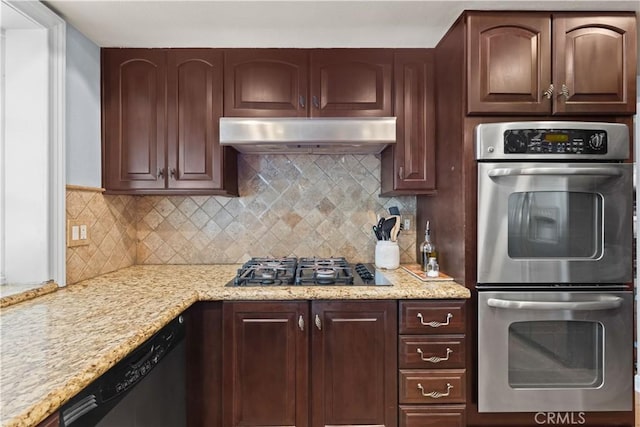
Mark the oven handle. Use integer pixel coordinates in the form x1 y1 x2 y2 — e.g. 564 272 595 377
487 296 622 311
488 167 623 178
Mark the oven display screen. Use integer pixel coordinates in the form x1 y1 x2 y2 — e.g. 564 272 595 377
543 133 569 142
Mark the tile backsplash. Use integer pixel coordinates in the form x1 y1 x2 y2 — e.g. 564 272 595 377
66 190 137 284
66 154 417 283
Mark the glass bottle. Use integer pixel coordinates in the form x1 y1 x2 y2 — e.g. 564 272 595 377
426 257 440 277
419 221 437 271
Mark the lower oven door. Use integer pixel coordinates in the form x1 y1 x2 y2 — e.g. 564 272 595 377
477 290 633 413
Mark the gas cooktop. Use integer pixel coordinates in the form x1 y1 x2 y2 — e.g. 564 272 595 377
227 257 392 287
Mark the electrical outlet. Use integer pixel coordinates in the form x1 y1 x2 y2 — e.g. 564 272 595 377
67 220 89 247
403 218 411 231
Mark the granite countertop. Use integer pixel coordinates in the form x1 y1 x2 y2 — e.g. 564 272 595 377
0 264 469 427
0 282 59 308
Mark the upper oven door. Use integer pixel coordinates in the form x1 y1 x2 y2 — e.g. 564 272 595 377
477 162 632 284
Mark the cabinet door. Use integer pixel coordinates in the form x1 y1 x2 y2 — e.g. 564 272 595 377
466 13 552 115
166 50 236 192
311 300 397 427
223 301 309 427
381 51 436 195
310 50 392 117
553 14 637 115
102 49 166 191
224 49 309 117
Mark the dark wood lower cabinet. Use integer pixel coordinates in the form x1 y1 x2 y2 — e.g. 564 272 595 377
311 300 398 427
221 300 397 427
36 413 59 427
399 405 466 427
223 301 309 427
186 302 222 427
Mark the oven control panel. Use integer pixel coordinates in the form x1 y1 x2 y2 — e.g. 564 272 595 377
504 129 607 154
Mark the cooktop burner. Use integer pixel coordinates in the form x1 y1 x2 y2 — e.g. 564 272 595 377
229 257 392 287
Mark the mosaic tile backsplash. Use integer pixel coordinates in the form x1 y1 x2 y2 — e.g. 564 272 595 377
66 154 417 283
136 154 417 265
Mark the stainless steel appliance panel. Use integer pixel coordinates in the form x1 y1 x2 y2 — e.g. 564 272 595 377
477 162 633 284
477 290 633 413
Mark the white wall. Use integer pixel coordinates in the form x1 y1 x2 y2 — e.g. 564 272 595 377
65 24 101 187
3 28 50 284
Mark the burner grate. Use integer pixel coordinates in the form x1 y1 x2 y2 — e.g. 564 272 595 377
234 257 297 286
295 257 354 285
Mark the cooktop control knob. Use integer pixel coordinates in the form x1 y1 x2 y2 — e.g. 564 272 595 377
355 263 374 282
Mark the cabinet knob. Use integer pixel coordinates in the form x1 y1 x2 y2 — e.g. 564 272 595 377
559 83 570 100
314 314 322 330
416 312 452 328
543 84 554 99
299 95 305 108
170 168 177 178
158 168 165 179
417 383 453 399
312 95 320 109
298 315 305 331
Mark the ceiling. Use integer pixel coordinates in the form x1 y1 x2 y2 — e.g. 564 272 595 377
43 0 640 49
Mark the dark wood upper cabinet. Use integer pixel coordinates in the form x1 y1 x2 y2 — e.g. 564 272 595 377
466 12 636 115
224 49 309 117
311 300 397 427
223 301 309 427
381 50 436 196
102 49 167 191
102 48 238 195
223 49 392 117
553 14 637 115
166 50 232 191
310 50 393 117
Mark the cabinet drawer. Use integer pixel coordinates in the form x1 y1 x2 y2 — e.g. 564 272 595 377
399 335 465 369
399 405 465 427
399 301 465 334
399 369 466 404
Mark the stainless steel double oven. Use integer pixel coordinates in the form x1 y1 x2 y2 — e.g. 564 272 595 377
475 121 634 414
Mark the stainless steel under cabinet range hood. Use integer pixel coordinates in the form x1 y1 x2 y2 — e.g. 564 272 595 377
219 117 396 154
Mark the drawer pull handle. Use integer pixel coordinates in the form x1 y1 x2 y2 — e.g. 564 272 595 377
416 312 452 328
417 382 453 399
417 347 453 363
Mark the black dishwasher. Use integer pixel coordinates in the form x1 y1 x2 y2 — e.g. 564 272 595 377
60 314 186 427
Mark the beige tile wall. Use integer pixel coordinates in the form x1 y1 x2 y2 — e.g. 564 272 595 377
66 190 136 284
136 154 417 265
66 154 418 283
